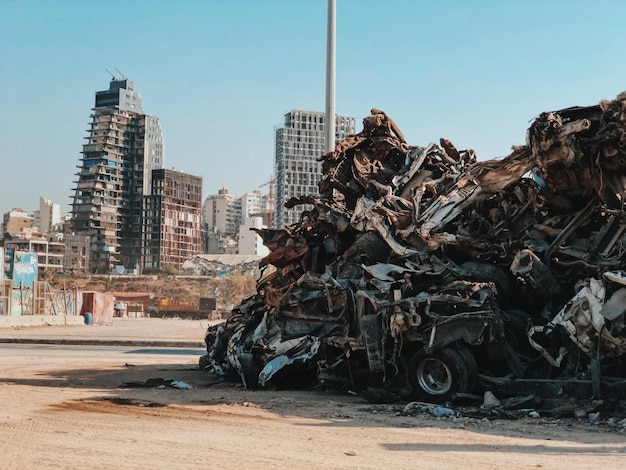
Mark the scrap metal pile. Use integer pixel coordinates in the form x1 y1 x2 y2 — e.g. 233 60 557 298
200 97 626 404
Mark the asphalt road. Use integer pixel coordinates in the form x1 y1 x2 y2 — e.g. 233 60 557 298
0 317 213 347
0 343 206 356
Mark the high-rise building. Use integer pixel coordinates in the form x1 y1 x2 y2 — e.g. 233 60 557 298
70 78 164 273
274 110 355 228
142 169 203 273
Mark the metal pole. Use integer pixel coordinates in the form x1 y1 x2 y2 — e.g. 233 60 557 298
325 0 336 154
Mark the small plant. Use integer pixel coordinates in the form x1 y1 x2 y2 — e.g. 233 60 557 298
162 264 177 276
226 272 256 300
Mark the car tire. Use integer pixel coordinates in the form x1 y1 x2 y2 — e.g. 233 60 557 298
451 343 477 393
408 347 470 403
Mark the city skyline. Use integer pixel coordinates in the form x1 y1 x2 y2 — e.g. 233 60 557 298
3 1 626 216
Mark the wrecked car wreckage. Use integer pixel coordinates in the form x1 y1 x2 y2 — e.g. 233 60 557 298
200 99 626 405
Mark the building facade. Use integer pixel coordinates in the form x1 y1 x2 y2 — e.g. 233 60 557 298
240 190 264 224
2 208 32 236
142 169 203 273
203 188 240 237
4 236 65 273
203 188 240 255
70 78 164 273
238 216 270 256
59 232 91 274
33 197 61 234
203 188 272 255
274 110 355 228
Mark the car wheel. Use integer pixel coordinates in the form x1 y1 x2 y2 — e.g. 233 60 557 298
408 347 469 403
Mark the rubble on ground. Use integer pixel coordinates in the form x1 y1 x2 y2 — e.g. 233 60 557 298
181 254 261 276
200 98 626 411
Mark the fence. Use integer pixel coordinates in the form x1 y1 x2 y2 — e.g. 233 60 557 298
0 279 80 316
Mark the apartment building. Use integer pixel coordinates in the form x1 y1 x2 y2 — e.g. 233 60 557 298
33 197 61 233
2 208 32 236
142 169 203 272
4 236 65 272
238 216 270 256
274 110 355 228
203 188 241 237
203 188 271 255
240 189 265 224
70 77 164 273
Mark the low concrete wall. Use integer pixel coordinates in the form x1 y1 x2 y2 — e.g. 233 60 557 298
0 315 86 328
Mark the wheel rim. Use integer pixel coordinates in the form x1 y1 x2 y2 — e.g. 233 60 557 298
416 357 452 395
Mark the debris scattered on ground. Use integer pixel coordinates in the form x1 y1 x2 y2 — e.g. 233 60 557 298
181 255 261 277
200 97 626 415
121 378 193 389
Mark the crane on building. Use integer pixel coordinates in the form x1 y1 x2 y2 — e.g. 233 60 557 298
258 176 275 229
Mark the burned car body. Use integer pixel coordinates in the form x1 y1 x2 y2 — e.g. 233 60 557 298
201 99 626 403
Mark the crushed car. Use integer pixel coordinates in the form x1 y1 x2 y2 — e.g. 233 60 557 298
200 98 626 404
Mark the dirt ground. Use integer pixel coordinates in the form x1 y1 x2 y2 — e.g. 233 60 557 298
47 272 258 306
1 344 625 470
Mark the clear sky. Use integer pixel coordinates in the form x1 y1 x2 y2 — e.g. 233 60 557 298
2 0 626 216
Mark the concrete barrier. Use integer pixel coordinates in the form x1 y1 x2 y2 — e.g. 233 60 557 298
0 315 86 328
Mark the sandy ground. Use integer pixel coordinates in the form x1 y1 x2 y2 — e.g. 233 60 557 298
1 343 625 470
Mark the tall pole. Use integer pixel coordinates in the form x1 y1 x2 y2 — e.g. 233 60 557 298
325 0 336 153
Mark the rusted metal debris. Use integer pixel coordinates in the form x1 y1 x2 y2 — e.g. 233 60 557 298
200 98 626 405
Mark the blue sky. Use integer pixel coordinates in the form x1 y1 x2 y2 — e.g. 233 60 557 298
2 0 626 216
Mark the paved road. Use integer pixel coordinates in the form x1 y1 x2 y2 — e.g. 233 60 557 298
0 343 206 356
0 317 218 348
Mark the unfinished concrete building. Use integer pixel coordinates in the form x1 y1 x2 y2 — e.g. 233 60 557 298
70 77 164 273
60 232 90 274
274 110 355 228
142 169 203 272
